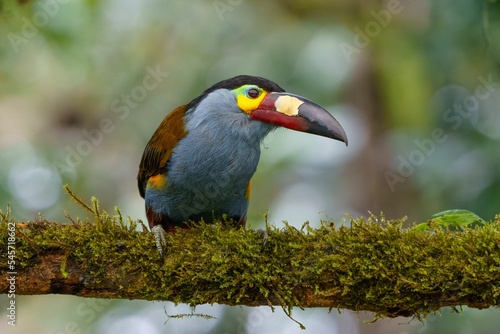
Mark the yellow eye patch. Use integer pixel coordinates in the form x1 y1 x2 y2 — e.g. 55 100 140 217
233 85 268 114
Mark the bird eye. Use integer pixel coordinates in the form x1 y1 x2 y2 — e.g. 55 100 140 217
247 88 260 99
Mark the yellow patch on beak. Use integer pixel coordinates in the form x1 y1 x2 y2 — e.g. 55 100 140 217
275 96 303 116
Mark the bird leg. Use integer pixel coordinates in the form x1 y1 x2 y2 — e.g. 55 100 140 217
151 225 168 260
256 228 268 249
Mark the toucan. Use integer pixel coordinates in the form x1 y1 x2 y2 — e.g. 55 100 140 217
138 75 347 257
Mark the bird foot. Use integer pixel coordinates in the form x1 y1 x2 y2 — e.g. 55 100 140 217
151 225 168 261
256 229 268 250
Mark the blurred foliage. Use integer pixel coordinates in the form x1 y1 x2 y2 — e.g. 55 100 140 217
0 0 499 333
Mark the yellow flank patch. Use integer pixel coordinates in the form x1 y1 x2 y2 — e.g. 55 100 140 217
234 85 268 114
147 174 167 190
245 181 252 200
275 95 303 116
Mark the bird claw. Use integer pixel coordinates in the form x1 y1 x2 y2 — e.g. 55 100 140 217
256 229 268 250
151 225 168 261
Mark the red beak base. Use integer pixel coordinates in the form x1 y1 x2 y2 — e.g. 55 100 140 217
250 92 348 145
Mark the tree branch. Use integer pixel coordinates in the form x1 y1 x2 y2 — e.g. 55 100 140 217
1 206 499 320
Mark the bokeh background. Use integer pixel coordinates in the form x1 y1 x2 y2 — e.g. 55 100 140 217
1 0 499 333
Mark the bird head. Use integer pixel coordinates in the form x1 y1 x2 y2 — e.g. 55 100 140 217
187 75 348 145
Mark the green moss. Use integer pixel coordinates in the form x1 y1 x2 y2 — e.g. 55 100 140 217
1 201 500 323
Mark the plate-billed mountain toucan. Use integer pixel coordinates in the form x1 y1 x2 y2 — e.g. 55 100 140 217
138 75 347 257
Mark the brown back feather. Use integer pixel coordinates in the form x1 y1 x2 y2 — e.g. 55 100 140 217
137 105 188 198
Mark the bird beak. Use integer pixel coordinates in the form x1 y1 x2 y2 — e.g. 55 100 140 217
249 92 348 145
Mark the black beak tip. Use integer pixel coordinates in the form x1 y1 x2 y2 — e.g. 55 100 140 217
331 124 348 146
335 131 348 146
339 128 348 146
307 122 348 146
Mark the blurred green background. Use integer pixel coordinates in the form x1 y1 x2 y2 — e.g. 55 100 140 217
1 0 499 333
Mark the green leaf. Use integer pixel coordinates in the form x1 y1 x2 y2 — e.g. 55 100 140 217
414 209 485 232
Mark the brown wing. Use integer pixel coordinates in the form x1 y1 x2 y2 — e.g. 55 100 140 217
137 105 188 198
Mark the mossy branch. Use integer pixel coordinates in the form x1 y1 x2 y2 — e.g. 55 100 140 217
1 203 500 322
